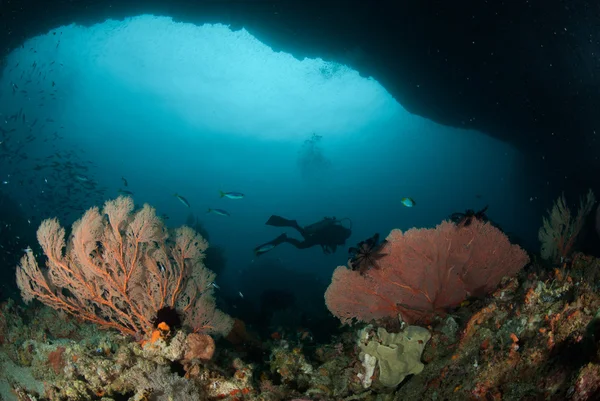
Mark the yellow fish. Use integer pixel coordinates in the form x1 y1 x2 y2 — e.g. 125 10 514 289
400 197 416 207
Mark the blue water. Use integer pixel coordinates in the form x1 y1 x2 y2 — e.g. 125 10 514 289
0 15 539 314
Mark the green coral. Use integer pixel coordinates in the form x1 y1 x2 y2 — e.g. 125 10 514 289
358 325 431 388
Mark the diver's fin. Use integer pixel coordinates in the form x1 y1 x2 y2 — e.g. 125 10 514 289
270 233 289 246
254 234 288 256
265 215 301 230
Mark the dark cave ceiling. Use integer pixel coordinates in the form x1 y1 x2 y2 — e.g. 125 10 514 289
1 0 599 193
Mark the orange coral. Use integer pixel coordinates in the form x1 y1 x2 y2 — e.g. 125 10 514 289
460 303 498 348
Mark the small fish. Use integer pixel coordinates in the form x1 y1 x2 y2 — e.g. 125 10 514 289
254 243 275 256
400 197 416 207
121 176 128 187
210 282 220 290
118 188 134 195
219 191 244 199
238 291 244 299
74 174 89 182
174 193 190 207
23 246 32 253
207 208 230 217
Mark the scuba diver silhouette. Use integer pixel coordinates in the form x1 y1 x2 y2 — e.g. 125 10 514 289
254 215 352 256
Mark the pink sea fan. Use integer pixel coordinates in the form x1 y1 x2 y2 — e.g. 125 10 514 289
325 220 529 324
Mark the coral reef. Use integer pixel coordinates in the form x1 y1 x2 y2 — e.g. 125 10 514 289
7 196 600 401
6 251 600 400
0 305 248 401
394 255 600 400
